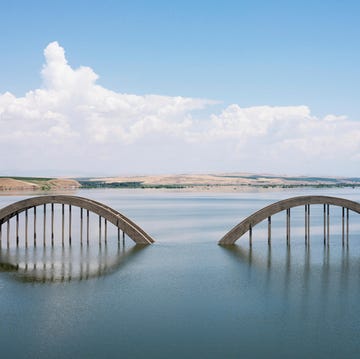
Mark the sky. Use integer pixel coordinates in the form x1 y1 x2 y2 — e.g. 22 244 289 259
0 0 359 177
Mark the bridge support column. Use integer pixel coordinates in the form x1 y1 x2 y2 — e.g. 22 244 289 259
33 206 37 247
0 222 2 248
308 205 310 244
69 205 72 246
25 209 28 248
249 224 252 247
98 216 102 246
323 204 330 245
80 208 83 246
7 220 10 248
346 208 349 246
267 216 271 245
43 204 46 247
305 204 310 246
104 219 107 244
323 204 326 244
305 205 308 244
286 208 290 245
342 207 345 246
305 204 308 245
16 213 19 247
62 204 65 247
86 210 89 245
327 204 330 245
51 204 54 247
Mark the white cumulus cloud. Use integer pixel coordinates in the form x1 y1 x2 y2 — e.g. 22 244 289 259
0 41 359 176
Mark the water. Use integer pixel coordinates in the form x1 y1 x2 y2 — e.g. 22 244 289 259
0 188 359 358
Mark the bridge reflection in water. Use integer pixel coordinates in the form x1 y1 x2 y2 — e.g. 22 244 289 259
0 196 153 282
221 241 358 317
0 243 147 282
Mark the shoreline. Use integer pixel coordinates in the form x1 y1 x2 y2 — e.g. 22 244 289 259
1 173 360 194
1 183 360 196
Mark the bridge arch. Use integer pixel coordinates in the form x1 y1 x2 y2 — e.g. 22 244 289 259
218 195 360 245
0 195 154 244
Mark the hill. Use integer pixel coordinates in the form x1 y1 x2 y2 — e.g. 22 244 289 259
0 177 80 191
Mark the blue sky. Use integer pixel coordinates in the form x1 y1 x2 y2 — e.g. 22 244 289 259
2 0 359 117
0 0 359 176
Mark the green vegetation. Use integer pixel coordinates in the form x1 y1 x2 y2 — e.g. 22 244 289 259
79 180 186 189
215 174 360 183
256 183 360 189
79 181 143 188
0 176 53 182
78 179 360 190
0 176 55 190
3 175 360 191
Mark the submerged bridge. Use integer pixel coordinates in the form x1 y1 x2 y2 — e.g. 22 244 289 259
219 196 360 246
0 195 155 247
1 195 359 248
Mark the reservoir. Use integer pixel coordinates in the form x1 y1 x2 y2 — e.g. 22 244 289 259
0 188 359 358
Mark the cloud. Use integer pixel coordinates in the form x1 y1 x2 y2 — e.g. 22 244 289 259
0 41 359 176
208 104 313 138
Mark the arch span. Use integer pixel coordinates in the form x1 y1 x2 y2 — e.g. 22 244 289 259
0 195 154 244
218 196 360 245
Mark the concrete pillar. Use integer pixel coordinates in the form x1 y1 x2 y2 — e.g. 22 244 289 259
104 219 107 244
305 204 308 244
15 213 19 247
305 204 310 245
327 204 330 245
43 204 46 247
342 207 345 246
62 204 65 247
286 208 290 245
80 208 83 246
51 203 54 246
87 210 90 245
249 224 252 247
7 220 10 248
33 206 37 247
267 216 271 245
98 215 102 246
323 204 326 245
25 209 28 248
68 205 72 246
308 204 310 243
346 208 349 245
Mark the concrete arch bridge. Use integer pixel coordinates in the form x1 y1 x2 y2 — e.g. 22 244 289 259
0 195 154 248
219 196 360 246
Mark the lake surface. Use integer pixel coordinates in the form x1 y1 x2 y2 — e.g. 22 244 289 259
0 188 360 358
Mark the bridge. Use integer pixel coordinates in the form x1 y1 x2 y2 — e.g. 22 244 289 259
0 195 155 247
219 195 360 245
1 195 359 248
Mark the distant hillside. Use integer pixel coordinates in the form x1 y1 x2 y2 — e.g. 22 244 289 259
0 177 80 191
78 173 360 189
2 174 360 191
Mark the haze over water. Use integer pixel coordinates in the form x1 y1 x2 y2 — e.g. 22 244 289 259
0 188 359 358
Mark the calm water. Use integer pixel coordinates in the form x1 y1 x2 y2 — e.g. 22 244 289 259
0 188 360 358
